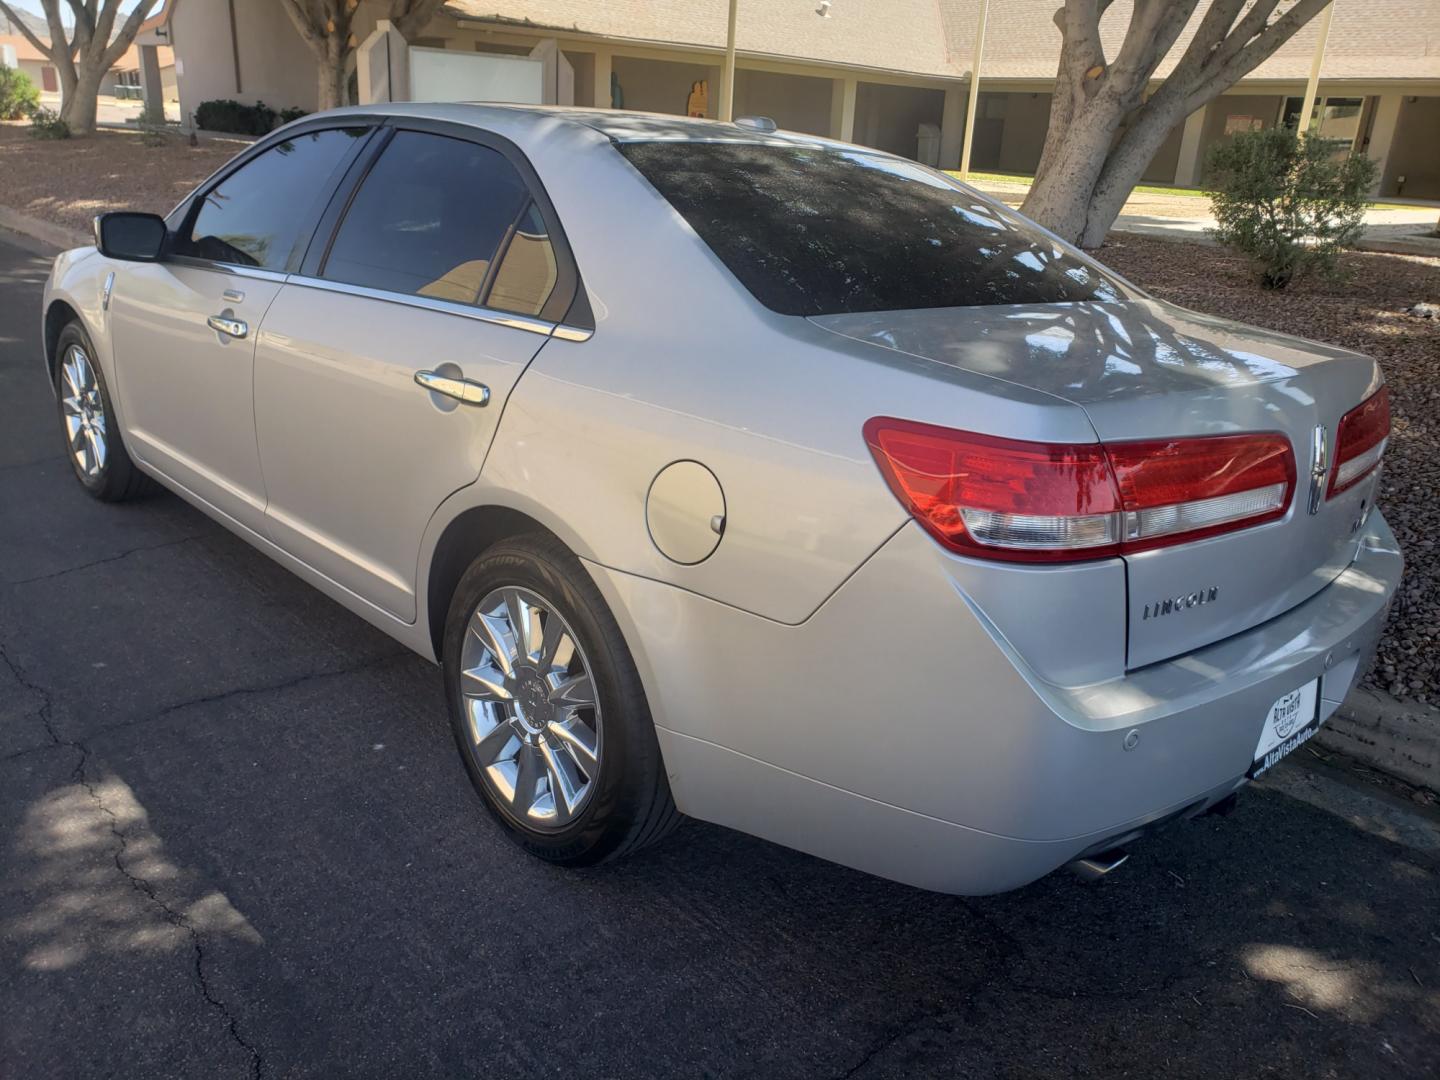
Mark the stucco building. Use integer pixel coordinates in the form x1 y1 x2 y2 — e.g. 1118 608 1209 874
134 0 1440 199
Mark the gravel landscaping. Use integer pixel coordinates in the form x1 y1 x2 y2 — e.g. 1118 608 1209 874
1101 236 1440 704
0 123 245 233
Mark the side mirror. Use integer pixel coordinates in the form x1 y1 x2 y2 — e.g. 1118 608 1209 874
94 212 168 262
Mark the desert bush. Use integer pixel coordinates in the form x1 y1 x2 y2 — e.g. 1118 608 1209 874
195 98 284 136
1206 127 1377 289
0 64 40 120
28 107 70 140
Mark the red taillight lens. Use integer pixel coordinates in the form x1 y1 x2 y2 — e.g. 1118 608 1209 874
864 417 1295 563
1328 387 1389 497
1106 433 1295 552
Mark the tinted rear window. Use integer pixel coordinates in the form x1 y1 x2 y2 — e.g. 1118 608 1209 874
618 142 1127 316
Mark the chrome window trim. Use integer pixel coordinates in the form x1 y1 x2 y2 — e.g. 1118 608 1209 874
165 256 290 284
286 275 561 338
552 324 594 343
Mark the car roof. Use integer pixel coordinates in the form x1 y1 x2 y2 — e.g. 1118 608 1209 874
324 101 855 150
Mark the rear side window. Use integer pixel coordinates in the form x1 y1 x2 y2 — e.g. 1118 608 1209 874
181 128 366 271
486 202 558 316
322 130 533 308
618 142 1127 316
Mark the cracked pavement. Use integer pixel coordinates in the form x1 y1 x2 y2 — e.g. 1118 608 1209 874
2 234 1439 1079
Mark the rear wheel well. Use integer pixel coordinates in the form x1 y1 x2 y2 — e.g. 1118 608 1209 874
44 300 80 383
426 506 567 659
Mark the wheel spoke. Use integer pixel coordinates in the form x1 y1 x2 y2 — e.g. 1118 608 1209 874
461 663 511 702
468 612 514 675
511 744 542 813
545 628 577 675
86 427 106 471
539 737 583 820
505 588 540 662
549 671 595 709
61 360 80 399
64 414 83 442
473 715 518 764
546 716 598 772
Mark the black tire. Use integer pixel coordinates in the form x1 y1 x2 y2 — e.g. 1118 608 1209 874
442 533 681 866
53 320 157 501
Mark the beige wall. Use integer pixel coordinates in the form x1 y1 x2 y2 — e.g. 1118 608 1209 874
853 81 944 158
734 69 832 136
610 54 718 117
1380 96 1440 198
1141 118 1184 184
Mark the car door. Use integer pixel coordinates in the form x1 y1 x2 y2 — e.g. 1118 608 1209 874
251 124 583 622
108 125 373 528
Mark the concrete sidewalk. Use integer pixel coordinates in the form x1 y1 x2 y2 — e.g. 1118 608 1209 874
969 177 1440 255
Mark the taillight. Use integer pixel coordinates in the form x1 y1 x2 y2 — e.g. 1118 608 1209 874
1328 387 1389 497
864 417 1295 563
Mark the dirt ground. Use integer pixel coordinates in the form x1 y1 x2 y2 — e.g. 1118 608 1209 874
0 123 247 232
1100 235 1440 703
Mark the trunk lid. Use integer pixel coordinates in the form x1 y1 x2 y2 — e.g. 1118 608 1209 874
814 299 1384 668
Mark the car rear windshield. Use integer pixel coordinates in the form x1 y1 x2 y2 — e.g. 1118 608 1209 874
617 141 1128 317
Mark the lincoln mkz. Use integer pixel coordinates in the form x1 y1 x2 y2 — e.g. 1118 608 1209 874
41 105 1401 893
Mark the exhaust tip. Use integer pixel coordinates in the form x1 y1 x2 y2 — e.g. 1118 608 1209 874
1067 848 1129 882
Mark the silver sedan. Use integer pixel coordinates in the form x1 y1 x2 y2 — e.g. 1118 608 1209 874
41 105 1401 894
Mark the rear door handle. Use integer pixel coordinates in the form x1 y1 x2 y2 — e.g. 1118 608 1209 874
414 370 490 406
207 314 248 339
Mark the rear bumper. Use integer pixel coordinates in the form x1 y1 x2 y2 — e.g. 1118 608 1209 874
590 510 1402 895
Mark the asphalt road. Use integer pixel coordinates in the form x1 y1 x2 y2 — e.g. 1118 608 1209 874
2 233 1438 1080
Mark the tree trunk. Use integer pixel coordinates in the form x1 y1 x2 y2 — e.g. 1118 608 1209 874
1078 100 1188 247
61 78 102 137
1020 98 1126 245
316 52 348 111
60 70 103 136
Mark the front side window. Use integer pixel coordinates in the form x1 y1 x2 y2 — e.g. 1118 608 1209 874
618 142 1128 316
181 128 365 271
322 131 533 308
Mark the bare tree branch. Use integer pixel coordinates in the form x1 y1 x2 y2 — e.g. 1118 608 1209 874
0 0 57 59
101 0 159 72
390 0 449 40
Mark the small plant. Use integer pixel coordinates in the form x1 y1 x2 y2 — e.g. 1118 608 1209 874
0 64 41 120
278 106 308 126
28 107 71 140
1205 127 1377 289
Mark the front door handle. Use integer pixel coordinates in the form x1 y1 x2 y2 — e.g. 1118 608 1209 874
414 370 490 406
207 314 248 339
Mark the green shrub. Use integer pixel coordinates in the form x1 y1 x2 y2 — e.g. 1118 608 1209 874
28 107 70 140
193 98 307 136
0 64 41 121
1205 127 1377 289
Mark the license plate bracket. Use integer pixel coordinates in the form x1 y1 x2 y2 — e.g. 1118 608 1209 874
1249 678 1322 779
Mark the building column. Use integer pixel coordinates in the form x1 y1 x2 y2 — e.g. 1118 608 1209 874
830 76 856 142
1172 105 1208 187
1363 94 1403 196
939 84 964 170
139 43 165 124
593 48 612 109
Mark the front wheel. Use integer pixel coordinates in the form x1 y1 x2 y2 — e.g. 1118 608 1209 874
442 534 680 866
53 320 156 501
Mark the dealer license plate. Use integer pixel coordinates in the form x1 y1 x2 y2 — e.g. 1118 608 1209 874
1249 679 1322 779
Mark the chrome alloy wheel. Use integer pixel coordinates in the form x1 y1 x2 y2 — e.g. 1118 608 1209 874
59 344 107 479
460 586 602 830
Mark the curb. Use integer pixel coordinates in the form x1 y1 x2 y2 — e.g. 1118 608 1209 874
1317 686 1440 793
0 207 88 252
